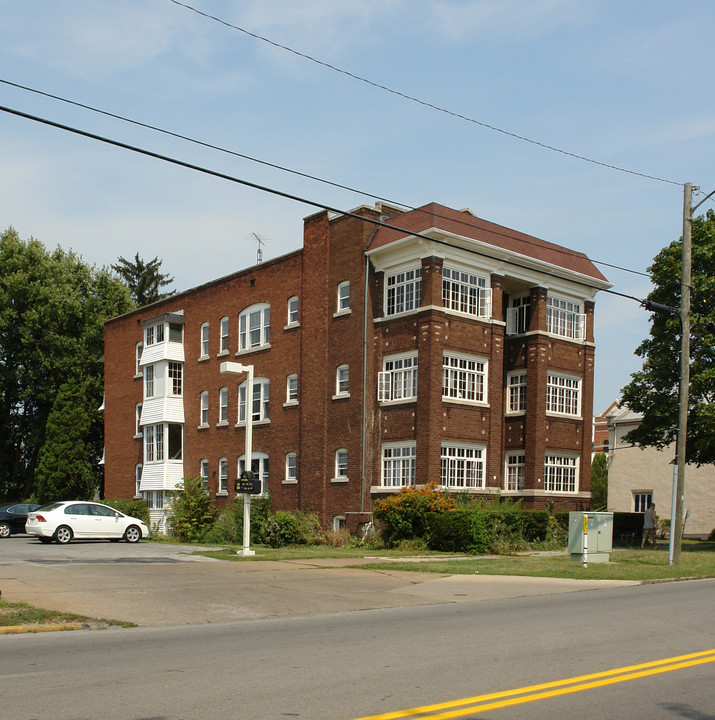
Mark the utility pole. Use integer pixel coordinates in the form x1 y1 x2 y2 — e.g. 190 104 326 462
669 183 692 565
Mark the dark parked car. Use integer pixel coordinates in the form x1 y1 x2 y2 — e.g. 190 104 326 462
0 503 41 538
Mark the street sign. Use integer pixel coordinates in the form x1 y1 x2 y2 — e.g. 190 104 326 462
235 471 260 494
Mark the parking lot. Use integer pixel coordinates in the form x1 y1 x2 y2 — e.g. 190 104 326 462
0 535 638 626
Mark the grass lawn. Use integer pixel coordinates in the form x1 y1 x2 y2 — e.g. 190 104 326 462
196 541 715 582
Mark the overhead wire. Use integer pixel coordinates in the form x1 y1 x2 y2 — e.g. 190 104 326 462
0 103 645 305
0 77 651 280
168 0 683 188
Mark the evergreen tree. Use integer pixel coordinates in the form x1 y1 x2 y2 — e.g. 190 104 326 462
621 210 715 465
34 382 98 503
590 452 608 510
111 253 174 306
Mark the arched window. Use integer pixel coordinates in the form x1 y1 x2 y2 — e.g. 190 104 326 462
239 304 270 351
238 378 270 423
238 452 270 495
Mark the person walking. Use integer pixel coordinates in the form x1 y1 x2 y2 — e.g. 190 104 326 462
641 502 658 549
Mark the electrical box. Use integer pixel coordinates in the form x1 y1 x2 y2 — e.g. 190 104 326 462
568 511 614 563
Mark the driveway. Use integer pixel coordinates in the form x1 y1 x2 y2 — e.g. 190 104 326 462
0 536 639 626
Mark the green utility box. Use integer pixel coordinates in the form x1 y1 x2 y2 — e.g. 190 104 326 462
568 511 614 563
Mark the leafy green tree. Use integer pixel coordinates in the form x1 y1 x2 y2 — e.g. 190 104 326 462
590 452 608 510
111 253 174 306
0 227 134 500
621 210 715 465
33 381 97 503
167 476 216 542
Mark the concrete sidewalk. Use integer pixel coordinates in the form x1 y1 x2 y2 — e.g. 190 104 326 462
0 547 639 627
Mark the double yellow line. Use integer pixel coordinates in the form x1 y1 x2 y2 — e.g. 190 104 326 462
352 649 715 720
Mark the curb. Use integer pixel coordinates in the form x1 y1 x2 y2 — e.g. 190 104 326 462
0 623 85 635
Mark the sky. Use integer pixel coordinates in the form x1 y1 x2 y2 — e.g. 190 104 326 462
2 0 714 413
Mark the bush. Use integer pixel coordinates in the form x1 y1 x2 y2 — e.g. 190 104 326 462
613 512 644 546
262 511 302 548
167 476 216 543
103 498 150 526
373 482 455 547
204 495 272 545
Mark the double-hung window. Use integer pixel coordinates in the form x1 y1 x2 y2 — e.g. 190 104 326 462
546 296 585 340
219 316 229 354
337 282 350 313
200 323 209 358
442 266 491 318
200 459 209 489
546 373 581 416
443 353 487 403
634 492 653 512
544 454 578 493
239 378 270 423
285 453 297 482
386 268 422 316
336 365 349 397
382 444 416 487
219 387 229 424
378 354 417 402
144 424 164 463
335 449 348 480
218 458 228 494
200 391 209 427
440 444 485 489
287 297 299 326
505 453 525 491
506 372 527 413
239 304 270 351
286 374 298 404
144 365 155 399
506 296 531 335
168 362 182 396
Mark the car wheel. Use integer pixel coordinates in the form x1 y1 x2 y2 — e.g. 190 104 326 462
0 521 11 538
54 525 73 544
38 537 52 544
124 525 142 543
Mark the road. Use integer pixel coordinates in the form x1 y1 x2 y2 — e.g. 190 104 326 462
0 540 713 719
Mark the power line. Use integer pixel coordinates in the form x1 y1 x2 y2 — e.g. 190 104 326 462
0 77 651 280
1 102 641 303
168 0 684 189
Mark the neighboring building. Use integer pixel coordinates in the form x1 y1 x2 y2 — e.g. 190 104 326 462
103 202 611 532
606 402 715 538
592 400 619 455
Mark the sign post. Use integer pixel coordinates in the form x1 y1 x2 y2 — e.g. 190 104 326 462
583 514 590 568
220 361 256 557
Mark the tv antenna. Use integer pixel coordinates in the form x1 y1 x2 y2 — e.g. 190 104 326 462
252 233 265 264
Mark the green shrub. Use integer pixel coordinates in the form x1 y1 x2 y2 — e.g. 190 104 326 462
204 495 272 545
613 512 644 546
262 510 302 548
103 498 150 526
425 511 471 552
373 482 455 546
167 476 216 543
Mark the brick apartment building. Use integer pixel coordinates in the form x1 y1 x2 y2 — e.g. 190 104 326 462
103 201 611 532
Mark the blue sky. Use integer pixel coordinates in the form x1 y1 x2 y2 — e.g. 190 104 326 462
2 0 714 413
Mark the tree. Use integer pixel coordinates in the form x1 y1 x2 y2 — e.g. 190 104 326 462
590 452 608 510
0 227 134 500
620 209 715 465
167 476 216 542
34 381 97 503
111 253 174 306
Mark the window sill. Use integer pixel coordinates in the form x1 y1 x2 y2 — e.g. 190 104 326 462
216 491 228 497
133 433 143 439
505 410 526 417
284 322 300 331
235 419 270 428
217 350 229 358
332 393 350 401
379 398 417 406
331 477 349 484
282 479 298 485
216 421 229 428
198 355 209 362
197 424 209 430
235 344 271 357
442 398 489 408
283 401 299 408
333 309 351 318
545 412 582 420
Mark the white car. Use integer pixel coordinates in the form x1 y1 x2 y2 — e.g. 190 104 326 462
26 501 149 544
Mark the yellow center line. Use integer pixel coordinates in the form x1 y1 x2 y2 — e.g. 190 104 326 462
350 649 715 720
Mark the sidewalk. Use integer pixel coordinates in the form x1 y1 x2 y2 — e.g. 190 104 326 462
1 549 639 628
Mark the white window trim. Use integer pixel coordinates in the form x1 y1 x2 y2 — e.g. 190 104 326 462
199 391 209 429
334 364 350 399
543 453 580 494
546 295 586 341
546 372 582 418
441 265 492 319
442 351 488 406
284 452 298 484
506 371 527 415
218 316 230 356
285 374 299 406
238 303 271 352
286 296 299 328
237 377 270 425
440 443 486 490
218 387 229 426
378 352 418 403
384 266 422 317
334 281 351 317
200 322 209 359
504 452 525 492
135 342 143 377
332 449 349 483
381 442 417 488
218 457 228 496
